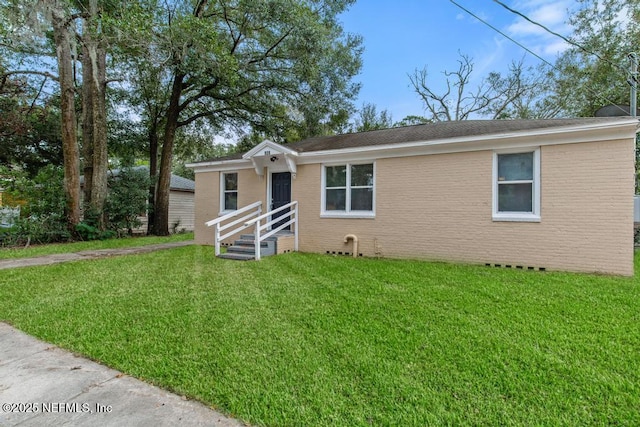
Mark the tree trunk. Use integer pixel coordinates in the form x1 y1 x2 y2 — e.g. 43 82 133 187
51 2 81 233
146 121 159 235
153 73 184 236
82 41 94 215
81 2 109 230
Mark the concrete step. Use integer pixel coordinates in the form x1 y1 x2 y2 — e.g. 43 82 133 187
218 252 255 261
226 245 256 254
233 239 270 248
218 233 282 261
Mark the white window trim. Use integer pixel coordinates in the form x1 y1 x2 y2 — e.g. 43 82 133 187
219 172 238 214
492 148 541 222
321 162 376 218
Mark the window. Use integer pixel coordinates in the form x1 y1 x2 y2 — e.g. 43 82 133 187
493 149 540 222
322 163 374 217
221 172 238 211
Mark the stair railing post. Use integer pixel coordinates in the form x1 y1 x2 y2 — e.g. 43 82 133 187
215 223 221 256
294 202 299 252
254 218 261 261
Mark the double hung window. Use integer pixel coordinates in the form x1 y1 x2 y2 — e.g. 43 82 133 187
493 149 540 221
221 172 238 211
323 163 374 217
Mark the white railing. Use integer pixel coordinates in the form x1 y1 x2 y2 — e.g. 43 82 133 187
206 201 262 256
244 201 298 261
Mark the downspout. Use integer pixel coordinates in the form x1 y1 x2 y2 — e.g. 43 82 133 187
344 234 359 258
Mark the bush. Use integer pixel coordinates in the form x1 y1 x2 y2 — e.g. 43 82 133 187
105 167 151 236
75 222 116 241
0 166 71 246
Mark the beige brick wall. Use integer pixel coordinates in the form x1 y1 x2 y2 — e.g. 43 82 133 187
194 168 267 245
294 139 634 275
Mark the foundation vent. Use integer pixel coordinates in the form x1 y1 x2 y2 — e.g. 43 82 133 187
485 263 546 272
325 251 363 257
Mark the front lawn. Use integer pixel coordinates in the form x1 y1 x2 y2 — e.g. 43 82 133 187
0 232 193 260
1 247 638 425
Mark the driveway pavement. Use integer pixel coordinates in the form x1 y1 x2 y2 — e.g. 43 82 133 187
0 323 246 426
0 240 194 270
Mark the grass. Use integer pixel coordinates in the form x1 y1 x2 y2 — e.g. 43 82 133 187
0 232 193 259
1 247 639 426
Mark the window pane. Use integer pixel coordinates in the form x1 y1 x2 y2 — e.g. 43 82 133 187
498 183 532 212
325 189 346 211
351 164 373 187
351 188 373 211
498 153 533 181
225 192 237 210
224 173 238 191
325 166 346 187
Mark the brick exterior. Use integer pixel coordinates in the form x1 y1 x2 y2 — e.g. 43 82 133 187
194 134 635 275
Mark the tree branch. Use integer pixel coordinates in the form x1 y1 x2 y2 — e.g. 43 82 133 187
1 70 59 82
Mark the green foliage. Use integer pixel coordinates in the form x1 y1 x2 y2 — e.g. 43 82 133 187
0 165 70 246
0 61 63 177
549 0 636 117
75 222 116 241
354 102 393 132
105 167 151 235
394 115 431 127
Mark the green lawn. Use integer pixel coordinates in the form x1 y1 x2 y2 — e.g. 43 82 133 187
0 232 193 259
1 247 639 426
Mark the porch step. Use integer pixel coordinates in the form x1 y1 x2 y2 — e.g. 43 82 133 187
217 234 277 260
218 252 255 261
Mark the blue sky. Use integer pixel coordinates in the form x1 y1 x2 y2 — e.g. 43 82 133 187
339 0 576 121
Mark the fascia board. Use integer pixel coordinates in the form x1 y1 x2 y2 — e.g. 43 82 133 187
189 159 253 173
296 119 639 164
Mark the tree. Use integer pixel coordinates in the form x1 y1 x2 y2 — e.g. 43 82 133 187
548 0 639 117
409 53 551 121
79 0 110 229
354 102 393 132
50 0 82 231
145 0 362 235
394 115 430 127
0 61 63 175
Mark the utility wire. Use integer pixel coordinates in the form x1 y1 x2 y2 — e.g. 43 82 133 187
449 0 629 116
492 0 628 78
450 0 556 70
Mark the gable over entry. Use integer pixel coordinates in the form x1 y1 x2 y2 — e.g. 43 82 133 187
242 140 298 178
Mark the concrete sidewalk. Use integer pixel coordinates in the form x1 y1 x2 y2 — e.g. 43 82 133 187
0 240 195 270
0 323 245 426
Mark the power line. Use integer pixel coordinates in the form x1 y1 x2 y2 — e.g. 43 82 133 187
492 0 628 78
449 0 629 116
450 0 556 70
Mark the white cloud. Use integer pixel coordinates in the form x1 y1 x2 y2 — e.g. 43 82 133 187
504 0 576 58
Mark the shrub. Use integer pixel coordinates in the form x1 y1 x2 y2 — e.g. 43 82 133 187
105 167 151 236
0 165 70 246
75 222 116 241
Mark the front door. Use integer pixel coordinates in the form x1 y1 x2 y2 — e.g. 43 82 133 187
271 172 291 230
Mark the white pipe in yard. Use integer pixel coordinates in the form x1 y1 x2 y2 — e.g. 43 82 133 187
343 234 359 258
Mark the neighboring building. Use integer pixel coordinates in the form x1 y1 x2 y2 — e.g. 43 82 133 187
188 118 638 275
81 167 195 233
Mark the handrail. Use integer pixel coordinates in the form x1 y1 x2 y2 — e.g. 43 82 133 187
206 201 262 256
251 201 298 261
244 201 297 227
206 200 262 227
205 200 298 260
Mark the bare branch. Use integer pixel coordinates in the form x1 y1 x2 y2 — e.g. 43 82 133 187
1 70 59 81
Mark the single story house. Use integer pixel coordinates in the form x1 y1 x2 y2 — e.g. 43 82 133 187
188 118 638 275
81 166 195 233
